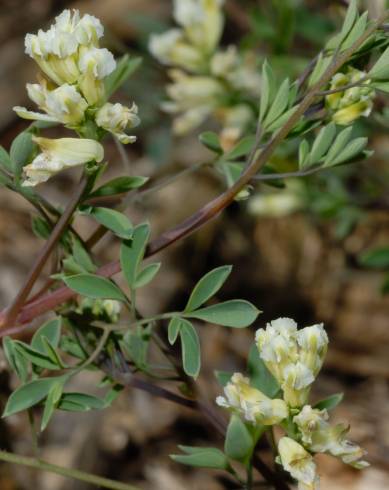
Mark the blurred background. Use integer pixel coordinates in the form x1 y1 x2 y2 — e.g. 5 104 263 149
0 0 388 489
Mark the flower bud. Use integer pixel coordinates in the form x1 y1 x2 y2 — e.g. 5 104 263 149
297 324 328 377
278 437 319 490
77 298 121 323
96 102 140 143
326 68 375 126
22 136 104 187
216 373 288 425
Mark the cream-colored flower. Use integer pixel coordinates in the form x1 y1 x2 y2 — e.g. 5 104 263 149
248 192 303 218
173 0 225 53
149 29 205 73
24 9 112 91
297 324 328 377
293 405 329 445
326 68 375 126
216 373 288 425
78 46 116 105
96 102 140 143
282 362 315 408
278 437 319 490
256 319 328 408
309 421 369 469
14 81 87 126
22 137 104 187
162 69 225 134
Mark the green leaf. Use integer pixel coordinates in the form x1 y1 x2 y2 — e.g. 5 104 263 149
199 132 222 153
0 146 13 173
324 126 353 165
185 266 232 312
103 384 124 407
339 0 359 45
168 317 182 345
309 123 337 165
259 60 275 123
14 342 60 370
59 335 87 360
224 414 253 461
122 330 148 369
179 320 201 378
135 262 161 288
369 46 389 80
314 393 344 411
247 345 280 398
171 446 229 470
104 55 142 99
41 381 64 431
298 140 310 170
58 393 105 412
64 274 127 302
214 370 233 387
342 12 368 50
31 216 51 240
264 78 290 128
71 237 96 273
186 300 260 328
359 247 389 269
41 337 65 369
3 377 65 417
3 337 29 382
31 318 61 353
81 206 133 240
10 132 34 176
90 176 148 198
265 105 297 133
225 135 256 161
326 137 368 167
309 54 332 87
120 223 150 288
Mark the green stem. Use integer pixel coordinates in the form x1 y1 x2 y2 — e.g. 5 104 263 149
0 450 140 490
27 410 40 458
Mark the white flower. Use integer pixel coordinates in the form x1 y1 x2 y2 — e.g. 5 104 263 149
161 69 225 134
216 373 288 425
96 102 140 143
14 81 87 126
297 324 328 376
173 0 225 53
22 137 104 187
248 192 303 218
24 9 112 89
78 46 116 105
293 405 329 445
256 318 329 407
278 437 319 490
149 29 205 72
309 421 369 469
78 46 116 80
281 362 315 407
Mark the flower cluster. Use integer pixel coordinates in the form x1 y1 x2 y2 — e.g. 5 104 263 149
326 67 375 126
14 10 140 186
149 0 260 144
77 297 121 324
217 318 368 490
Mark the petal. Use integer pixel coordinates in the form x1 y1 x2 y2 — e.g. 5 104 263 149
13 106 59 122
33 137 104 166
